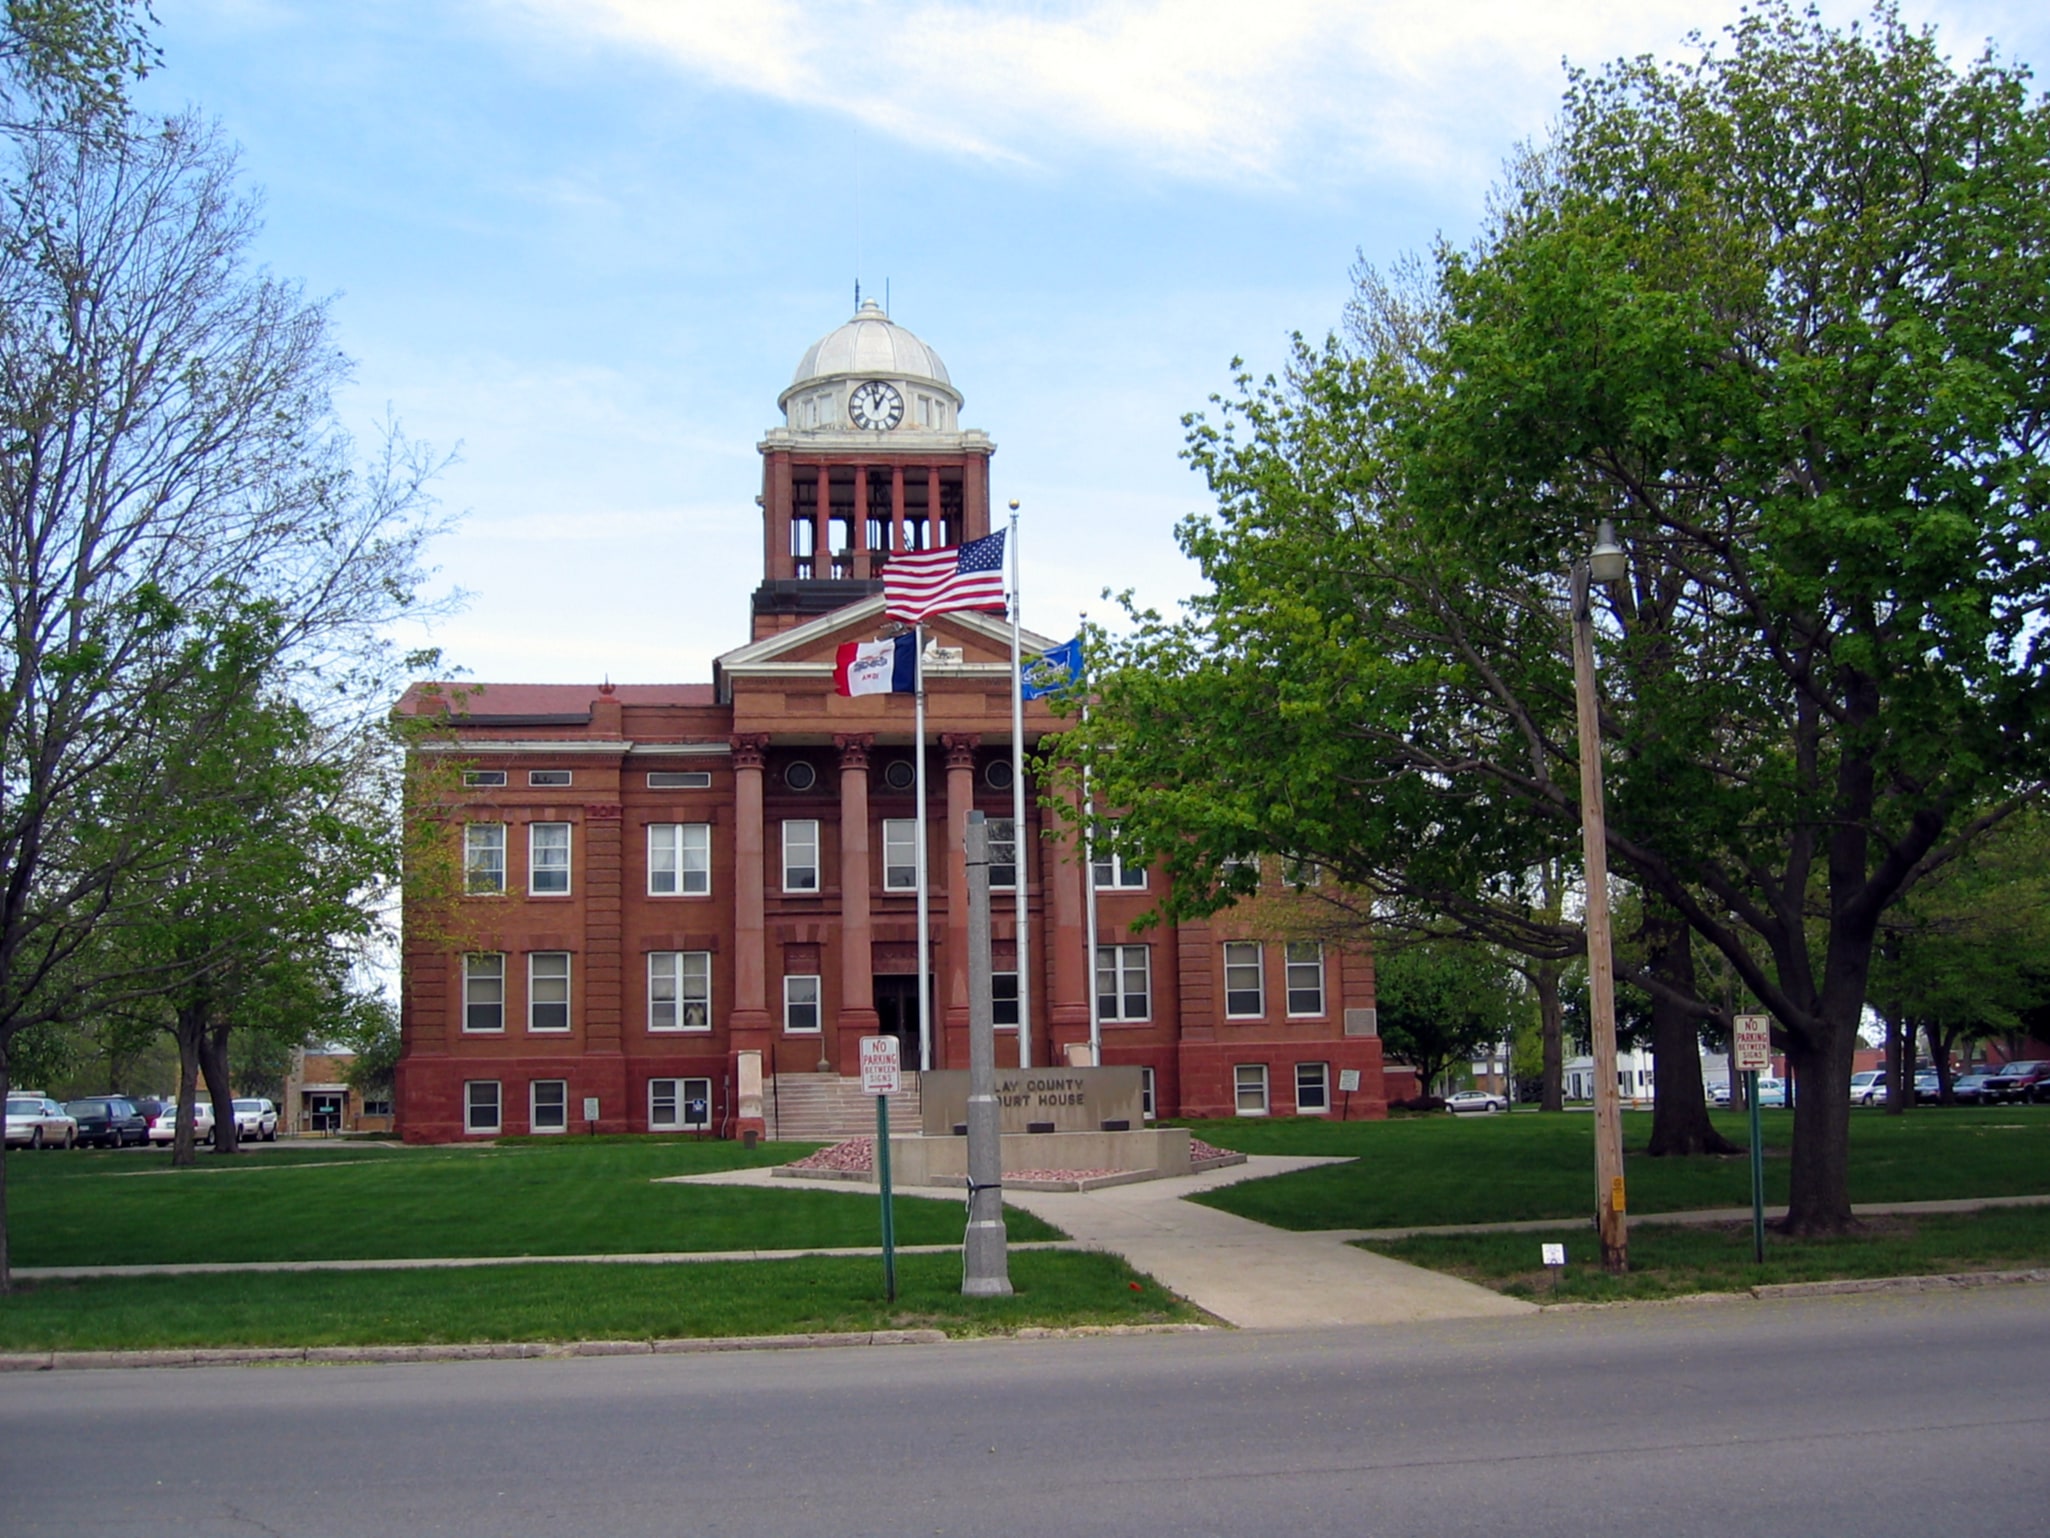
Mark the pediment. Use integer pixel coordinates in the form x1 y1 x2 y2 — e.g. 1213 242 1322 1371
715 595 1058 702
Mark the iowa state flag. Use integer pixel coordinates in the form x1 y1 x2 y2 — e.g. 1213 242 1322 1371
833 632 916 696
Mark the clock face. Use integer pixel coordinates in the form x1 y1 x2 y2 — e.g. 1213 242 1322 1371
849 379 904 431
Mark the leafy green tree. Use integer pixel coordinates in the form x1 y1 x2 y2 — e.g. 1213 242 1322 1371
1075 5 2050 1233
1375 939 1522 1100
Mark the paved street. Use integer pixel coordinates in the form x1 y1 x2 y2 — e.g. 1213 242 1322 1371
4 1284 2046 1537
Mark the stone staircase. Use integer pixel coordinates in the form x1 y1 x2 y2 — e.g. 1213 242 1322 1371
765 1072 922 1142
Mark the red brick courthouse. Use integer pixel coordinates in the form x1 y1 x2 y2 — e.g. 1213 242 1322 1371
395 302 1388 1141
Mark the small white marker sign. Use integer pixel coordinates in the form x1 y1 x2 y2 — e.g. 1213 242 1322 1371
1541 1243 1567 1267
582 1097 600 1123
1337 1069 1361 1094
860 1035 902 1095
1733 1013 1772 1073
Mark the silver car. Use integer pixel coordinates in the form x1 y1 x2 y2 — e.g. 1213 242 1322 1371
1445 1089 1509 1114
5 1094 78 1149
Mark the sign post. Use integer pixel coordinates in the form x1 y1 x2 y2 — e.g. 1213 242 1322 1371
1733 1013 1772 1263
860 1035 902 1301
1338 1067 1360 1122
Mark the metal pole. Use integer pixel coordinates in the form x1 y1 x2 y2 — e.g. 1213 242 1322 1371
913 623 933 1073
877 1091 897 1301
1748 1067 1765 1264
1571 561 1629 1273
1008 501 1031 1070
1081 699 1102 1069
962 811 1013 1296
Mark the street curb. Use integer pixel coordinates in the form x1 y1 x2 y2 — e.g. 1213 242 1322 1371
0 1329 951 1374
1541 1267 2050 1311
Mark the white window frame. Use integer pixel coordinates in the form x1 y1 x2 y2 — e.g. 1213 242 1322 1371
989 816 1018 890
1096 944 1151 1022
882 818 918 891
462 953 505 1034
648 951 711 1032
649 1076 713 1131
648 822 711 897
464 823 505 894
529 821 572 895
1296 1061 1331 1114
1091 849 1147 890
1285 941 1327 1017
528 952 571 1033
784 973 822 1034
464 1080 501 1134
529 1079 568 1134
1235 1063 1270 1117
528 769 572 787
783 819 820 893
1223 941 1265 1018
1140 1066 1156 1122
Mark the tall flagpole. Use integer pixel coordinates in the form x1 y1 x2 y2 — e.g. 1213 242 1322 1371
913 622 933 1073
1081 685 1102 1070
1007 500 1031 1070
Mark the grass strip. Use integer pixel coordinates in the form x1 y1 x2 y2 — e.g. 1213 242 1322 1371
1180 1106 2050 1230
0 1250 1195 1351
5 1139 1060 1263
1358 1205 2050 1304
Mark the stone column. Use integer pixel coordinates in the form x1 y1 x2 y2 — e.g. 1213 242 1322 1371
835 733 879 1071
1047 778 1092 1059
941 734 978 1058
925 466 941 549
850 465 866 579
729 734 772 1142
891 464 906 554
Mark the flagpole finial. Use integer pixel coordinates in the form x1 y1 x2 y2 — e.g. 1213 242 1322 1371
1008 499 1020 512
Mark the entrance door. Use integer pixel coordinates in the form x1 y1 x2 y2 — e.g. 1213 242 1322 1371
872 974 930 1069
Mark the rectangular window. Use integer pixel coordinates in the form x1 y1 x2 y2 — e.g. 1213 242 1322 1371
1096 945 1151 1022
649 1077 713 1131
784 974 821 1033
529 769 572 787
462 770 507 788
464 823 505 894
1223 941 1265 1018
1296 1062 1330 1114
993 971 1019 1027
648 823 711 896
529 952 570 1032
647 770 713 790
529 822 571 895
1140 1066 1156 1121
464 1081 501 1134
648 951 711 1032
989 817 1018 890
783 819 820 892
1235 1063 1270 1117
1286 942 1326 1016
1091 849 1147 889
530 1079 568 1133
883 818 918 890
462 953 505 1033
1283 854 1321 889
1220 854 1260 881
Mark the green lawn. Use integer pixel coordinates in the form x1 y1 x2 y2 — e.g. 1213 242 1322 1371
1 1137 1061 1265
1361 1205 2050 1304
0 1250 1197 1351
1181 1105 2050 1230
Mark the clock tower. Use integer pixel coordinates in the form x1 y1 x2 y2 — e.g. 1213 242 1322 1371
752 299 994 640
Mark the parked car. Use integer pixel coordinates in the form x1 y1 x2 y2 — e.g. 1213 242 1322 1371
231 1098 279 1142
1445 1089 1509 1114
148 1100 215 1145
1983 1060 2050 1104
1709 1081 1731 1106
1754 1077 1788 1107
1950 1071 2001 1105
1849 1070 1889 1106
1913 1071 1942 1104
65 1096 149 1148
5 1095 78 1149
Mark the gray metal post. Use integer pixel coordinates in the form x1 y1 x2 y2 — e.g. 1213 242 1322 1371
962 811 1013 1296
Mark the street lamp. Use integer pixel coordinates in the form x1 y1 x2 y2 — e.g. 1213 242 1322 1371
1572 517 1629 1272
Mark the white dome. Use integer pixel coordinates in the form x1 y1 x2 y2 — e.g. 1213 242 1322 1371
783 300 954 400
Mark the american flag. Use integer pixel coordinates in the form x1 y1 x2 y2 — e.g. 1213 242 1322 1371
882 530 1009 623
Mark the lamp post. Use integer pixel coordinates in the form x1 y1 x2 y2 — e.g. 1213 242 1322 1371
1572 518 1629 1273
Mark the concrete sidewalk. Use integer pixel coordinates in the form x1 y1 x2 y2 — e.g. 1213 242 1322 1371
672 1156 1536 1328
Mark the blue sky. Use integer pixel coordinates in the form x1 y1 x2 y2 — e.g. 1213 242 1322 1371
135 1 2050 685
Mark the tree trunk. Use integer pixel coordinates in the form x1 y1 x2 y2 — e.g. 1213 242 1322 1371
172 1010 205 1168
1 1044 13 1292
1536 961 1564 1112
1781 1010 1860 1234
1642 914 1739 1157
1927 1021 1957 1104
199 1025 238 1156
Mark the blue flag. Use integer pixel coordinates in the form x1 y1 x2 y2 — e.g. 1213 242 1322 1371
1020 636 1084 700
